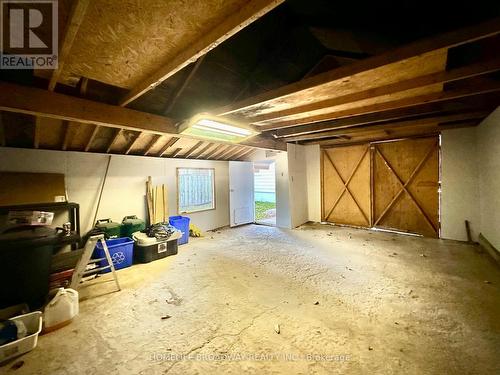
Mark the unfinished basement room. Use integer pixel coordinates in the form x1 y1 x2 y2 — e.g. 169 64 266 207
0 1 499 374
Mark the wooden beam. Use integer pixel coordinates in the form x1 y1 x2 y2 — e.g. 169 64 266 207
271 92 499 138
33 118 40 148
143 135 162 156
163 55 206 115
206 144 230 159
217 145 239 160
283 111 490 142
252 58 500 124
223 146 247 160
79 77 89 96
158 137 180 157
84 125 99 152
272 104 445 137
230 147 251 160
2 81 177 134
264 81 500 130
124 132 142 155
61 121 73 150
0 82 286 150
203 146 221 160
119 0 284 106
237 148 257 160
106 129 122 153
193 143 215 159
168 147 183 158
183 141 204 158
0 112 5 147
215 17 500 116
48 0 90 91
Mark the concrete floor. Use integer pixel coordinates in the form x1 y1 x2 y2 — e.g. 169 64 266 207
4 224 500 374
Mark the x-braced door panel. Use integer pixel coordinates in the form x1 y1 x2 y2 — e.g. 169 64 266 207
321 144 371 227
372 137 439 237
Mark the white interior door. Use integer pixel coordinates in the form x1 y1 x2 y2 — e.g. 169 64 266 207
229 161 255 227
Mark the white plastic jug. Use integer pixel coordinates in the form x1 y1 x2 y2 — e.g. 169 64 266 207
43 288 79 333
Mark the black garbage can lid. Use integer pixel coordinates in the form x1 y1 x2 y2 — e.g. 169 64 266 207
0 226 63 249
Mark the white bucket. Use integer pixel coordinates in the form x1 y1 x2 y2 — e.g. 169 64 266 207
43 288 79 333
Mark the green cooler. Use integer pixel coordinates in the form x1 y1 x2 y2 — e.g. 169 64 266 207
95 219 121 238
121 215 145 238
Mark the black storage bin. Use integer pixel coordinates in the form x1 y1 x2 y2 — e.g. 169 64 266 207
134 239 178 263
0 226 61 309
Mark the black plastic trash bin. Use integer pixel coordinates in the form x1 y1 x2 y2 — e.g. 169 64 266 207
0 226 61 310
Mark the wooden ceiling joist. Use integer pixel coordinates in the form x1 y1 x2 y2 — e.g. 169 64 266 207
48 0 90 91
124 132 142 155
183 141 205 158
223 146 246 160
163 55 206 115
168 147 183 158
33 118 41 149
119 0 284 106
158 137 180 157
272 93 499 138
214 17 500 118
106 129 122 153
193 143 215 159
252 58 500 127
0 82 285 151
61 121 73 150
0 113 5 147
217 145 240 160
261 80 500 130
237 148 257 160
84 125 99 152
230 147 252 160
284 111 490 142
143 135 163 156
207 144 230 159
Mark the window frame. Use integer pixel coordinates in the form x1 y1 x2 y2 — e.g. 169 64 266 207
176 167 216 214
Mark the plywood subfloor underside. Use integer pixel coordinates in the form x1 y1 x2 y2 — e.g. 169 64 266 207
7 224 500 374
52 0 250 88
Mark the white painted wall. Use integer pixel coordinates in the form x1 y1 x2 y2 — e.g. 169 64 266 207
287 144 309 228
0 148 229 233
441 106 500 248
274 151 292 228
441 127 480 241
477 108 500 249
305 144 321 222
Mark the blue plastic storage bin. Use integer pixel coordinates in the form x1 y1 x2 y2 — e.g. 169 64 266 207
93 237 134 273
169 216 190 245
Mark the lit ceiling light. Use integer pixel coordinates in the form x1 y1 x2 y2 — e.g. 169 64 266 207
178 114 260 143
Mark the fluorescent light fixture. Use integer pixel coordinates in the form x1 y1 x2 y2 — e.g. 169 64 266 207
178 114 259 143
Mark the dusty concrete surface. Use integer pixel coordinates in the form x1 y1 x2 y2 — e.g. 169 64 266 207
4 224 500 374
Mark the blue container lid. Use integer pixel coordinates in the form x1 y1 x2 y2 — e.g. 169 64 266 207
96 237 134 250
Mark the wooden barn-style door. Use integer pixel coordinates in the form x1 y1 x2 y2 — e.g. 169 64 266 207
321 136 440 237
372 137 439 237
321 144 371 227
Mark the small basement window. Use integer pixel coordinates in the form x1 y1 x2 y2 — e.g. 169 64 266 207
177 168 215 213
